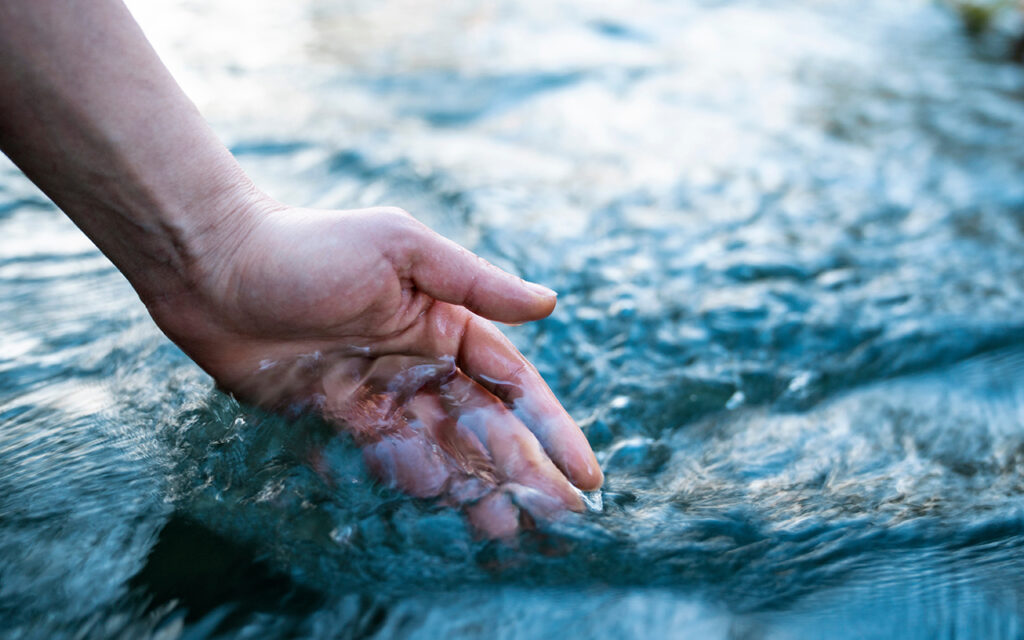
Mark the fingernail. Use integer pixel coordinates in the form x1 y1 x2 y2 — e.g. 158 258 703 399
525 281 557 298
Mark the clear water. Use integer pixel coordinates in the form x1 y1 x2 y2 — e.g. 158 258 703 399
2 0 1024 637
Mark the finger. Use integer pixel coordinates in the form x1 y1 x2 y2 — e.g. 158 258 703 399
320 359 459 499
359 390 499 503
466 491 520 540
408 229 557 324
465 483 572 541
361 423 453 500
404 391 498 505
439 372 584 511
318 354 505 506
456 317 604 491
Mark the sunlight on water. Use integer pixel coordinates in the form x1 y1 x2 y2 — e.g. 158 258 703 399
2 0 1024 637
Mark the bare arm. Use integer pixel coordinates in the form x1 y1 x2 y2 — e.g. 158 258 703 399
0 0 259 305
0 0 601 538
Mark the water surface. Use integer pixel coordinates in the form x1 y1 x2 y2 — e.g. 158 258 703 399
2 0 1024 637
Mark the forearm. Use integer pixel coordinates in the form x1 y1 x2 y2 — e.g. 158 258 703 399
0 0 260 303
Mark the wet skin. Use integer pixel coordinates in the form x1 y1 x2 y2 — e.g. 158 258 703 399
0 1 601 538
146 203 603 538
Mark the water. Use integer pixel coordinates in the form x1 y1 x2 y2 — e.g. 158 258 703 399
2 0 1024 637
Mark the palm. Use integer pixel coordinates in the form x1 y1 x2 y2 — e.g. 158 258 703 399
150 206 602 538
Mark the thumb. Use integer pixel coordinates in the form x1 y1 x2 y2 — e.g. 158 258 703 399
409 229 557 324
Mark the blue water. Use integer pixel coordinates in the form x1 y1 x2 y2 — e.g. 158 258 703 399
2 0 1024 637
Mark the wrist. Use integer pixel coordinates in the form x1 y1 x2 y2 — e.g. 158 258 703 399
133 167 275 308
137 173 283 382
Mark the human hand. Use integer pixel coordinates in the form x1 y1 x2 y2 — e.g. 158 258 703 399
0 0 599 538
147 201 603 538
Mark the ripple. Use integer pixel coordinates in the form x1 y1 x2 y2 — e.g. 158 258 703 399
3 0 1024 636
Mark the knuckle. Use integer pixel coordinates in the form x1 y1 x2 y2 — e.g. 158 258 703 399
378 206 430 241
377 205 415 223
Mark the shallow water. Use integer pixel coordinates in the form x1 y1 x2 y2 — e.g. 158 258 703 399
2 0 1024 637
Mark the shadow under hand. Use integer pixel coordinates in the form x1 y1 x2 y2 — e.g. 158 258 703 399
129 515 322 632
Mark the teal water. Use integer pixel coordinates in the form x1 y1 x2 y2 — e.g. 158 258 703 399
2 1 1024 637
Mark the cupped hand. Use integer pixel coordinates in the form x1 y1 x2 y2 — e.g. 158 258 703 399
146 201 602 538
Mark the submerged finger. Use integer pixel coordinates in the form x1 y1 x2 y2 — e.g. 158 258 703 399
361 426 452 500
439 372 583 512
456 317 603 490
466 491 520 540
357 391 463 499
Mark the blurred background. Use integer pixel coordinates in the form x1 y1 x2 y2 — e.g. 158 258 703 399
2 0 1024 638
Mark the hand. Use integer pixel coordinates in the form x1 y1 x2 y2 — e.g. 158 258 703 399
146 200 603 538
0 0 600 538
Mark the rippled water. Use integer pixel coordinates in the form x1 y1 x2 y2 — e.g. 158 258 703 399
3 0 1024 637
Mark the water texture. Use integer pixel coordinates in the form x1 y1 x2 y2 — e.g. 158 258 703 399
2 0 1024 637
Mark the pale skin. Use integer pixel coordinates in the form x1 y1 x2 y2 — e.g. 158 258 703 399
0 0 601 538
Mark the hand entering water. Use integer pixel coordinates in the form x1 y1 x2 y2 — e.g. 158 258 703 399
145 202 603 538
0 0 600 539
